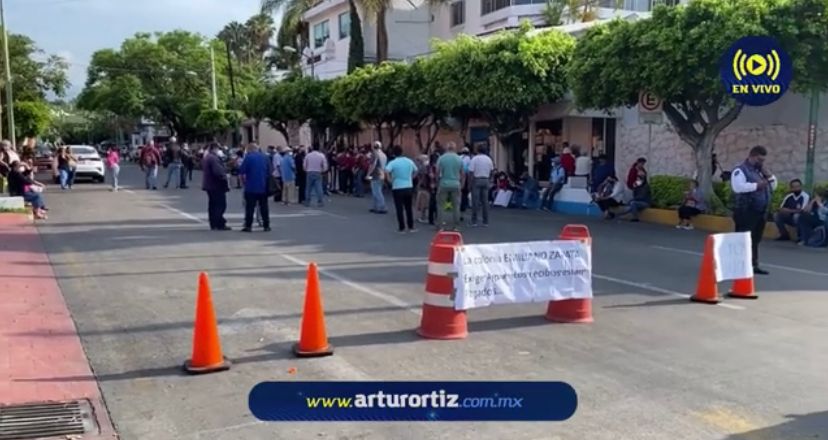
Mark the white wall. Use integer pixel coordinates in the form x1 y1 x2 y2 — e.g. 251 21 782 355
616 92 828 182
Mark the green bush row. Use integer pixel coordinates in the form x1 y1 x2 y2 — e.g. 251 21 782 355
649 175 828 216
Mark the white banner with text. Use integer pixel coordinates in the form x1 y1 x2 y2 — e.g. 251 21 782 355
453 240 592 310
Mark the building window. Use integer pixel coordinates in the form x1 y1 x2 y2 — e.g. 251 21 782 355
481 0 511 15
451 1 466 26
338 12 351 39
313 20 330 48
513 0 545 4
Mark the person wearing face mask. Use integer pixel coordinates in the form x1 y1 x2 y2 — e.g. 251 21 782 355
773 178 809 242
730 145 778 275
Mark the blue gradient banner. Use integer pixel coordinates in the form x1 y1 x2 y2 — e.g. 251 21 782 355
249 381 577 422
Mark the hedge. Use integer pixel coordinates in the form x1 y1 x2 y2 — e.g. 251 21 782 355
649 175 828 216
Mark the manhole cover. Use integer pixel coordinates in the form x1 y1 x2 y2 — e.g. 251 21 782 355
0 399 97 440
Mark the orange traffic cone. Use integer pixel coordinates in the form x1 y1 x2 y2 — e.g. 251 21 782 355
293 263 334 357
546 224 594 323
728 278 757 299
690 236 720 304
183 272 231 374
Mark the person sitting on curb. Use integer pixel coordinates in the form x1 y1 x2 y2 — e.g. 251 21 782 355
8 161 48 219
593 175 625 219
615 171 651 222
796 189 828 246
541 157 566 212
773 178 809 242
676 179 706 230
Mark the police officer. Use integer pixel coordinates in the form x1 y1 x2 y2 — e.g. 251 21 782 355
730 145 777 275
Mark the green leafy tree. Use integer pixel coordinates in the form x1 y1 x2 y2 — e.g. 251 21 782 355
0 30 69 101
14 101 52 138
332 62 412 145
568 0 827 207
196 108 245 136
79 31 261 140
428 23 574 152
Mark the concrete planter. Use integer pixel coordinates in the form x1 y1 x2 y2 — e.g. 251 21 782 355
639 208 783 240
0 196 25 211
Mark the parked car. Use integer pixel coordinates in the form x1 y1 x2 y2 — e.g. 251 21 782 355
33 145 54 172
52 145 106 183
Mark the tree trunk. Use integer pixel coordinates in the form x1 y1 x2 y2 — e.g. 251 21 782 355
694 133 717 211
287 120 301 145
376 6 388 63
414 126 423 153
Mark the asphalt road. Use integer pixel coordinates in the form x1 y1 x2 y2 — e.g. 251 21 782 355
26 164 828 440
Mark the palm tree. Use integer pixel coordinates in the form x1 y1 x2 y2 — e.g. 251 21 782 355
261 0 315 55
218 21 252 63
245 14 275 60
359 0 390 63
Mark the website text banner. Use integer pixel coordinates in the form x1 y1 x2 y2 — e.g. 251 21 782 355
453 240 592 310
249 381 577 422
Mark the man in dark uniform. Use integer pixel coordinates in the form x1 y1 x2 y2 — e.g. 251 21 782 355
730 145 777 275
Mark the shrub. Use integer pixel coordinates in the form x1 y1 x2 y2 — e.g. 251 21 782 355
650 175 689 209
652 176 828 217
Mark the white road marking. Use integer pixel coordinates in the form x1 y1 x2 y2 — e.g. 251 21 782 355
156 202 743 313
593 274 744 310
157 201 421 316
279 253 422 317
651 245 828 277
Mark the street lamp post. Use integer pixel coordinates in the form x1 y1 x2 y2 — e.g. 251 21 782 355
282 46 315 78
0 0 15 147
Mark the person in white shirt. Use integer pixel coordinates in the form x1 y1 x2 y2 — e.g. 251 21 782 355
593 175 625 219
468 146 494 227
367 141 388 214
574 147 592 177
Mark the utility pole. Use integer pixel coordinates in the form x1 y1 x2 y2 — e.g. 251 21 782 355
804 91 820 191
224 40 238 148
210 46 217 110
1 0 15 147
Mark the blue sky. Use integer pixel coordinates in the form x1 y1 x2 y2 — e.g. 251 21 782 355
6 0 268 98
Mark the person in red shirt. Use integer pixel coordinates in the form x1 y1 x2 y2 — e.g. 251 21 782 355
560 144 575 177
139 141 162 190
354 146 371 197
337 148 355 195
626 157 648 190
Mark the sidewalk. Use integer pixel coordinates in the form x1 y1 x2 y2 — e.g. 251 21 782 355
0 214 116 438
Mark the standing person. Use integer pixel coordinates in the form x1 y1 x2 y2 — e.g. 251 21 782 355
367 141 388 214
427 152 439 225
163 138 183 189
202 143 231 231
106 145 121 191
730 145 777 275
385 145 418 233
460 146 472 219
436 142 465 230
415 155 431 223
239 144 272 232
140 141 162 190
179 144 193 189
353 146 369 198
468 146 494 227
295 146 307 205
56 146 72 190
280 147 297 205
271 146 283 202
560 144 575 177
337 147 353 195
303 144 329 208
